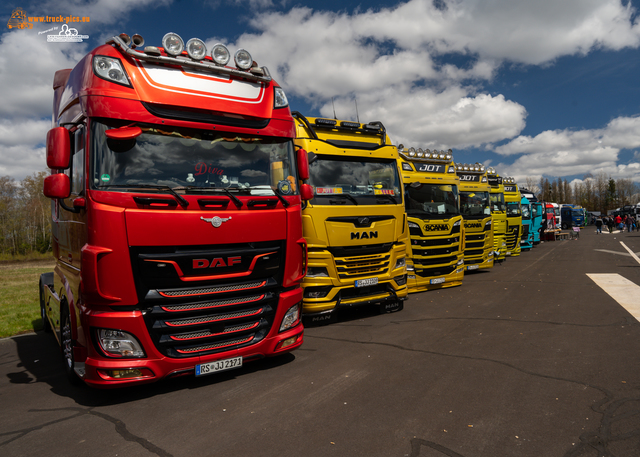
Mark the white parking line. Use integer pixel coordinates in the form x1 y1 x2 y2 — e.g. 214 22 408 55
587 274 640 322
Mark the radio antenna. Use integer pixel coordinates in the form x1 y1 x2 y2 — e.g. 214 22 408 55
355 97 360 123
332 97 337 119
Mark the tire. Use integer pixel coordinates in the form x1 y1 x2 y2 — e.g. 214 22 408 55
561 223 568 230
39 274 52 333
60 305 81 385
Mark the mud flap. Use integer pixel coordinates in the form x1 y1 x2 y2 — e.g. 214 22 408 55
302 309 337 326
380 299 403 314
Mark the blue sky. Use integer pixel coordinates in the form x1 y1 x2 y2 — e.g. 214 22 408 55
1 0 640 191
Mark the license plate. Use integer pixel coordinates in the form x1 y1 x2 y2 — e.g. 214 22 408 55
430 277 445 284
468 265 479 270
355 277 378 288
196 356 242 377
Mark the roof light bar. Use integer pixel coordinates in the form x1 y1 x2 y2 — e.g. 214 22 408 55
341 121 360 129
234 49 253 70
315 118 337 127
211 43 230 66
455 162 486 174
399 147 453 163
186 38 207 61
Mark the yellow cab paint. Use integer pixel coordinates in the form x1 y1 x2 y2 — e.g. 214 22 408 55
456 163 494 271
399 147 464 292
293 113 408 324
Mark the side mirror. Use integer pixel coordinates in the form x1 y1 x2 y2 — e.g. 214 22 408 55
43 173 70 199
105 126 142 140
46 127 70 169
296 148 309 181
300 183 314 201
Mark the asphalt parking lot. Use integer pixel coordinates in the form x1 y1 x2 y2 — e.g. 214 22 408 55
2 228 640 457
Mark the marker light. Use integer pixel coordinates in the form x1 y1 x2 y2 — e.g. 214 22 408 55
235 48 253 70
162 32 184 56
211 43 230 66
186 38 207 60
93 56 131 87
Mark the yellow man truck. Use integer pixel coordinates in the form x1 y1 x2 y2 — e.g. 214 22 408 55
399 147 464 292
503 177 522 257
487 168 508 262
293 113 408 324
456 163 494 271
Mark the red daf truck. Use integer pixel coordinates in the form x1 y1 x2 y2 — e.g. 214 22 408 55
40 32 313 387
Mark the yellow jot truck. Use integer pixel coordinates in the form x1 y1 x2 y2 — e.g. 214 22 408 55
455 163 494 271
487 168 508 261
398 147 464 292
292 113 408 324
503 177 522 257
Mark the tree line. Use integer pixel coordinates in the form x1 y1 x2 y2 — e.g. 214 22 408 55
524 172 640 214
0 172 50 256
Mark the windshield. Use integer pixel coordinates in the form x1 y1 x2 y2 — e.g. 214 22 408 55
521 204 531 219
460 191 490 218
532 204 539 218
490 192 506 212
507 202 521 217
405 183 459 218
309 156 402 205
90 121 298 196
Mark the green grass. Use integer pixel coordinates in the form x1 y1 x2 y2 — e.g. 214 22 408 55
0 259 56 338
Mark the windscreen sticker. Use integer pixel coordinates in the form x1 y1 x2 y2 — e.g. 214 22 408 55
374 189 395 195
278 179 293 195
100 174 111 182
316 187 343 194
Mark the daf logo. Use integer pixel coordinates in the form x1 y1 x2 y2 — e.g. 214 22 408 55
201 216 232 228
351 231 378 240
193 257 242 269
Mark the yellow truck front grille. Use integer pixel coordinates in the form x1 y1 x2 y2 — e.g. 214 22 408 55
335 253 391 279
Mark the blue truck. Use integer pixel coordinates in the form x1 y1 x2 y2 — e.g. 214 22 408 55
560 204 585 229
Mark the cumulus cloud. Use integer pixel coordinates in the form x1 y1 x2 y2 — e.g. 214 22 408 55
492 115 640 181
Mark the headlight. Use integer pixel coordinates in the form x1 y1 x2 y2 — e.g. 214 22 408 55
280 303 301 332
162 32 184 56
186 38 207 60
453 220 461 227
408 221 420 229
395 257 406 269
274 87 289 108
211 43 230 66
457 258 464 266
234 48 253 70
93 56 131 87
306 267 329 278
97 329 145 358
402 162 413 171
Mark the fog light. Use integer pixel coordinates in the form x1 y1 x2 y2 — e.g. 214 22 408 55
304 287 331 299
394 275 407 286
278 336 299 350
280 303 301 332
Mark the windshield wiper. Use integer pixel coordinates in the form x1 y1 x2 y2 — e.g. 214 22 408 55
375 194 399 204
272 188 290 207
98 184 189 208
329 194 358 205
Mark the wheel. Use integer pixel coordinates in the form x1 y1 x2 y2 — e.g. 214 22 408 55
39 274 52 332
60 306 80 385
561 223 568 229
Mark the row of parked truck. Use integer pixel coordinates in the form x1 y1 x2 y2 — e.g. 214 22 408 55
38 32 577 388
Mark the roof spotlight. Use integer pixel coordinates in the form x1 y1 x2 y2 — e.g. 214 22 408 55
234 49 253 70
211 44 230 66
186 38 207 60
162 33 184 56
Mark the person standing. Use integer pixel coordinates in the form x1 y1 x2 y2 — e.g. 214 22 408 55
615 214 623 231
627 215 633 233
595 217 603 234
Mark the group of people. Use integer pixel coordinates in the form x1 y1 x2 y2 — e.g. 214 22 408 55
595 214 637 234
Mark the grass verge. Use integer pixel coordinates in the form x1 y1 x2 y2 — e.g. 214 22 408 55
0 259 55 338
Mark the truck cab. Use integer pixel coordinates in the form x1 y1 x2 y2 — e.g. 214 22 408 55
520 195 533 250
40 32 310 387
399 147 464 291
486 168 508 261
455 163 494 271
292 113 408 324
503 178 522 256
